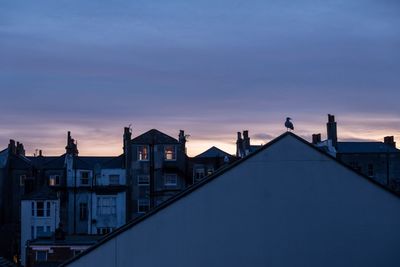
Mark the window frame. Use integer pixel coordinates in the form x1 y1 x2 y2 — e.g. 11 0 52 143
164 145 177 161
109 174 120 185
20 174 26 186
49 175 60 186
164 174 178 186
137 175 150 186
137 199 150 213
137 145 149 161
96 196 117 216
35 250 48 262
80 171 90 186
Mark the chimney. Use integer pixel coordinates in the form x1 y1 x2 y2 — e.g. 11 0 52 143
327 114 338 148
179 130 187 154
123 127 132 168
39 150 43 157
8 139 16 155
384 136 396 148
16 142 25 156
312 134 322 145
236 132 244 158
65 131 79 156
243 130 250 151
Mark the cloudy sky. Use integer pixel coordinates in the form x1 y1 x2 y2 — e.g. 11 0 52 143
0 0 399 156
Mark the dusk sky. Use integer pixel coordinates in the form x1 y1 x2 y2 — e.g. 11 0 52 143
1 0 399 156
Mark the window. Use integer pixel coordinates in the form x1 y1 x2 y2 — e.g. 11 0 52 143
97 196 116 216
36 226 45 237
73 249 84 256
109 175 120 185
79 203 88 220
36 250 47 262
137 175 150 185
207 168 214 176
138 146 149 161
164 145 176 161
368 164 374 177
20 175 26 186
36 201 44 217
31 202 35 216
194 168 205 182
46 226 51 233
46 202 50 217
49 175 60 186
96 227 113 235
80 171 90 185
137 199 150 213
164 174 177 186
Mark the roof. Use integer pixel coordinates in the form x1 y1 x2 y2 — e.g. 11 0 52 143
28 155 66 169
30 235 101 246
194 146 233 158
22 186 58 200
101 154 124 169
249 145 262 153
130 129 179 145
73 156 117 169
337 142 400 154
61 132 400 266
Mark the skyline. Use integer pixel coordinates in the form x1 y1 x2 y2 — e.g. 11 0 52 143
1 1 399 156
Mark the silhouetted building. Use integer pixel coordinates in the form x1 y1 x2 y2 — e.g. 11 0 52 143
190 146 237 184
236 130 262 158
314 114 400 190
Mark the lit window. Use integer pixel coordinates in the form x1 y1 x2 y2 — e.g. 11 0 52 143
36 250 47 262
79 203 88 220
49 175 60 186
20 175 26 186
80 171 90 185
109 175 120 185
97 196 116 216
138 146 149 161
164 174 177 186
164 145 176 161
137 199 150 213
137 175 150 185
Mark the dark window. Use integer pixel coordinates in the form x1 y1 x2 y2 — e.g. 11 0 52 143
137 199 150 213
109 175 120 185
46 202 50 217
79 203 88 220
20 175 26 186
81 171 90 185
31 202 35 216
36 251 47 262
368 164 374 177
36 201 44 217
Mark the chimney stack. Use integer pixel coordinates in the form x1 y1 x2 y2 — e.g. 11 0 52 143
16 142 25 156
384 136 396 148
8 139 16 155
312 134 321 145
179 130 187 154
243 130 251 156
39 150 43 157
327 114 338 148
65 131 79 156
123 127 132 169
236 132 244 158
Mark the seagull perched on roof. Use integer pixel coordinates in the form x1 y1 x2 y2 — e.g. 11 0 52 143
285 117 294 131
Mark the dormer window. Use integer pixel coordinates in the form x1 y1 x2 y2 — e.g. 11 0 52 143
164 145 176 161
138 146 149 161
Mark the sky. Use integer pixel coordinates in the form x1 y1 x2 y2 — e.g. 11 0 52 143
0 0 399 156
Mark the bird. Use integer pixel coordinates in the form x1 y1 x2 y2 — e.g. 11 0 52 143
285 117 294 131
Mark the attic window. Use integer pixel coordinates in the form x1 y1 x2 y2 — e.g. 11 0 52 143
164 145 176 161
138 146 149 161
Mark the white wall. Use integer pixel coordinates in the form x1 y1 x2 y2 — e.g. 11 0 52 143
68 134 400 267
21 199 60 267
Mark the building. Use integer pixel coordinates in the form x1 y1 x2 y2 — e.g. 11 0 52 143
127 129 189 218
314 114 400 191
236 130 262 158
26 235 100 267
62 132 400 267
20 187 60 266
189 146 236 184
